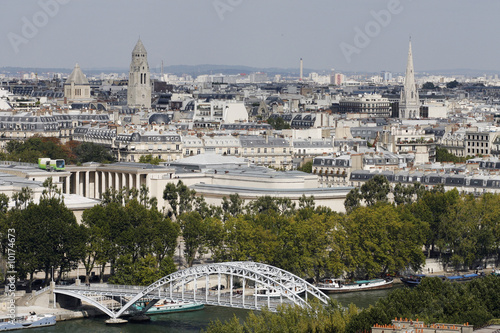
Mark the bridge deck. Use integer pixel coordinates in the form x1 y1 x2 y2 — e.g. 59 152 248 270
55 284 294 312
53 262 328 319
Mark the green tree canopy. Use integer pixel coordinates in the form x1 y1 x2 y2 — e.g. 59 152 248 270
139 154 164 165
446 80 459 89
73 142 115 164
422 82 436 90
9 195 86 289
297 161 312 173
266 116 290 130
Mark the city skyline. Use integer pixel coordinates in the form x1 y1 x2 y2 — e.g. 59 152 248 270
1 1 499 73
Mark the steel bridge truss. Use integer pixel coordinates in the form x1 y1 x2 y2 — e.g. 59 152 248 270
54 261 329 319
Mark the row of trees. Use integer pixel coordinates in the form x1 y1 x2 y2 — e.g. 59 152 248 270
0 179 86 287
3 175 500 289
162 176 500 278
81 187 179 286
205 275 500 332
0 181 179 290
1 137 115 164
194 202 426 281
422 80 460 90
345 175 500 271
160 181 427 280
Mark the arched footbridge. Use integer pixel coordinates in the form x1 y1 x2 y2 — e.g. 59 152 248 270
54 261 329 320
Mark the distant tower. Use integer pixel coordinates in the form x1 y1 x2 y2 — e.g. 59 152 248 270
300 58 303 81
127 39 151 109
399 40 420 119
161 60 164 82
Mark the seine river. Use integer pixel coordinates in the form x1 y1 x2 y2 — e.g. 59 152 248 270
34 287 399 332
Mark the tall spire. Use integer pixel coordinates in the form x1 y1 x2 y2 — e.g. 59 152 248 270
399 39 420 119
406 39 414 81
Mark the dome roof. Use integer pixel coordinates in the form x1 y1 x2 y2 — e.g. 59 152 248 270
149 113 172 125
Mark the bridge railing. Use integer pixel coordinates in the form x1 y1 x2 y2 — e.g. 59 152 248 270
57 283 144 291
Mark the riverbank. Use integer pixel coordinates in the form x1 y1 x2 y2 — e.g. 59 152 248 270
1 305 101 322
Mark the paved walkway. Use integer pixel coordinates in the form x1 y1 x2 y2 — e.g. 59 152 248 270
473 325 500 333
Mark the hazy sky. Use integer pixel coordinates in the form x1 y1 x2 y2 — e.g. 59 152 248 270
1 0 499 73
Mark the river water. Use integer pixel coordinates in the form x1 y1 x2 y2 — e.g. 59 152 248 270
35 287 400 332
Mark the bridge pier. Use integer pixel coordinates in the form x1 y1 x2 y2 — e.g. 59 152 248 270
105 318 127 324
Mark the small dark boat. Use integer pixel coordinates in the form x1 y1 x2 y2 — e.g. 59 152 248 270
401 272 485 287
400 274 425 287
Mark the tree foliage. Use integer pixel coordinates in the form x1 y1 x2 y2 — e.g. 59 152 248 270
5 137 68 163
205 276 500 333
6 189 86 290
435 147 470 163
138 154 164 165
1 137 115 164
205 300 358 333
72 142 115 164
345 175 390 211
297 161 312 173
266 116 290 130
422 82 436 90
446 80 459 89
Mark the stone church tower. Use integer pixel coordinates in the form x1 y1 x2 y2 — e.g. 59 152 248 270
399 40 420 119
127 39 151 109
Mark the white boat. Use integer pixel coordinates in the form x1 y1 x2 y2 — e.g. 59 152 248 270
134 299 204 315
317 278 393 294
0 313 56 331
254 283 304 297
